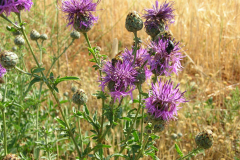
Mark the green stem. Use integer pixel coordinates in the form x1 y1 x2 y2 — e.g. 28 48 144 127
46 39 74 77
134 137 150 160
36 40 42 65
36 83 43 141
117 98 142 155
177 147 201 160
0 14 21 29
15 66 41 79
139 85 143 144
2 76 8 156
44 130 51 160
133 31 138 65
15 12 82 159
49 88 82 158
78 105 83 154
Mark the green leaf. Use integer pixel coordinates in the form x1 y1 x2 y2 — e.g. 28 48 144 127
92 91 108 100
175 143 184 157
93 144 111 150
32 68 45 73
6 26 17 32
140 92 148 97
84 104 90 116
54 76 80 86
24 77 41 96
121 117 132 121
133 99 139 103
55 118 66 128
132 131 139 142
89 58 96 62
88 48 95 55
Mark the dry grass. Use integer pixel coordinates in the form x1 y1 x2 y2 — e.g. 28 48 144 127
1 0 240 159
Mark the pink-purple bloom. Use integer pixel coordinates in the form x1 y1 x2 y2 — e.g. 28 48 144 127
143 1 175 29
0 64 6 78
60 0 99 32
122 47 152 79
100 60 138 102
144 79 186 121
147 38 184 76
0 0 33 16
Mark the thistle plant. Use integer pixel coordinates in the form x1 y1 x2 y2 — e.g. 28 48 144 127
0 0 214 159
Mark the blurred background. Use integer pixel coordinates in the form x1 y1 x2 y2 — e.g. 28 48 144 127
1 0 240 159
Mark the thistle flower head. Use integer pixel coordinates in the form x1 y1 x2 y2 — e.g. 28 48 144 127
125 11 143 32
147 38 184 76
0 0 33 16
122 47 152 81
0 50 18 69
195 130 213 149
72 89 88 105
60 0 99 32
100 59 138 101
144 79 186 121
143 1 175 29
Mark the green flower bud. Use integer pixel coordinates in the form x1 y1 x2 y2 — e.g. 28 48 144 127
171 133 178 140
71 86 77 93
134 67 146 85
39 34 48 41
195 130 213 149
14 35 25 46
125 11 143 32
12 46 17 51
63 92 69 97
70 31 81 39
178 133 183 138
1 51 19 69
30 29 40 40
72 89 88 105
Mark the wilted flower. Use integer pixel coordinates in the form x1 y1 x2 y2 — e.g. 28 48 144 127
100 59 138 101
60 0 99 32
143 1 175 29
144 79 186 121
147 38 184 76
0 0 33 16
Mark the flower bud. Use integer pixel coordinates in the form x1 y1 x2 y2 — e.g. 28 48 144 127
70 31 80 39
178 133 183 138
12 30 22 36
2 153 20 160
145 21 165 38
195 130 213 149
72 89 88 105
39 34 48 41
134 67 146 85
71 86 77 93
30 29 40 40
0 51 19 69
12 46 17 51
74 15 93 33
63 92 69 97
171 133 178 140
14 35 25 46
125 11 143 32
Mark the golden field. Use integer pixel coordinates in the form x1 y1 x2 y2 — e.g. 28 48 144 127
1 0 240 159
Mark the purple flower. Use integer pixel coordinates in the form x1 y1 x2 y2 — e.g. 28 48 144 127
0 0 33 16
0 64 6 78
147 38 184 76
143 1 175 29
122 47 152 79
144 79 186 121
60 0 99 32
100 60 138 102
